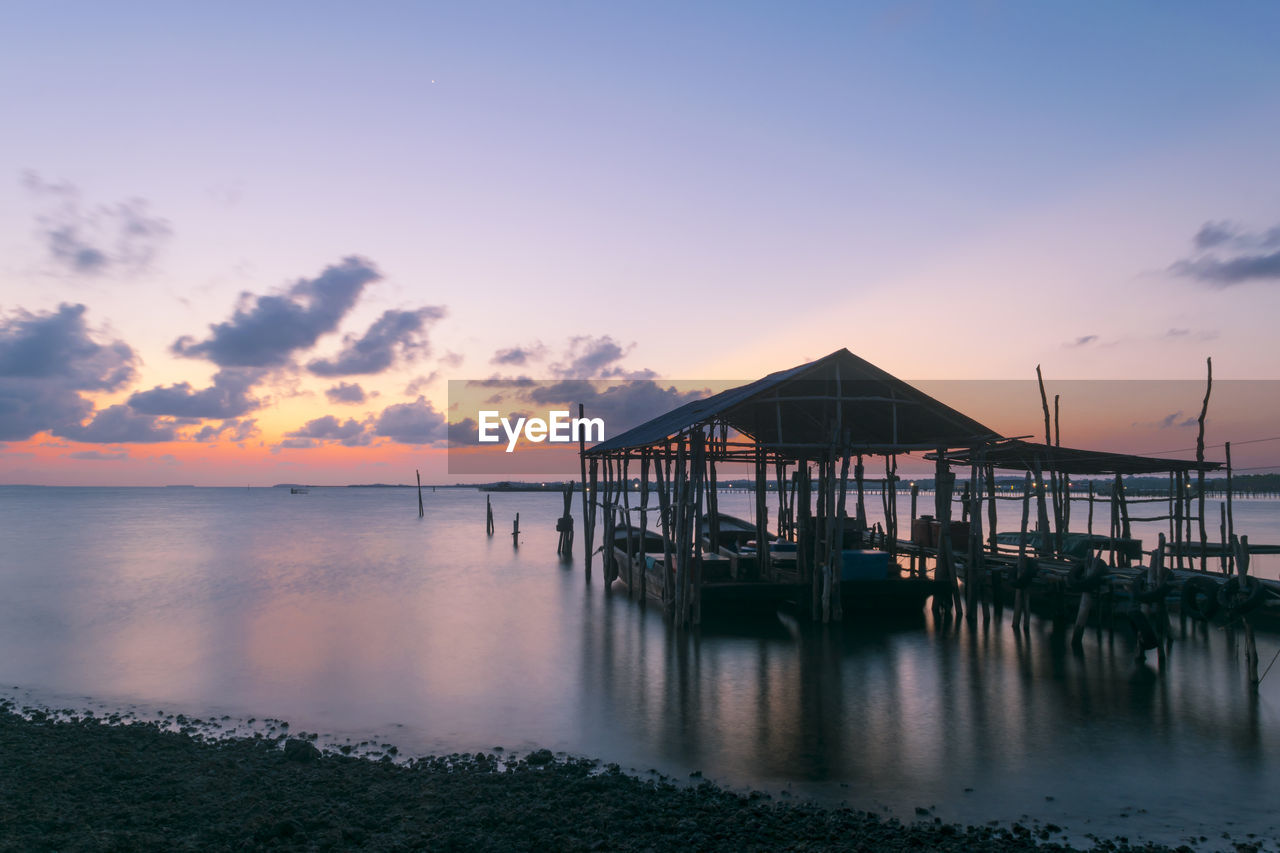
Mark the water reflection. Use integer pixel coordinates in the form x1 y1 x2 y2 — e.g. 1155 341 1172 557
0 486 1277 848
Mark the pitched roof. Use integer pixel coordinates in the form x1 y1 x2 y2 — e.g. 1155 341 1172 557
587 349 1000 457
933 439 1221 475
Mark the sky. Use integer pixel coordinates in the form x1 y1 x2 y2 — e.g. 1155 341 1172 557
2 1 1279 485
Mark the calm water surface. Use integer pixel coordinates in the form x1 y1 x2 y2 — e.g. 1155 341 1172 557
2 485 1279 849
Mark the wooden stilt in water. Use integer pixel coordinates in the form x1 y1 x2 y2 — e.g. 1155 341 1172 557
1071 551 1097 647
512 513 520 548
1225 442 1235 575
654 444 674 606
486 496 494 536
416 469 424 519
587 458 599 580
1013 472 1032 633
1219 503 1228 575
578 403 591 579
556 483 574 556
1232 533 1259 687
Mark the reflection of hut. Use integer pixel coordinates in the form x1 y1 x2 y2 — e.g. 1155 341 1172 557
580 349 1002 625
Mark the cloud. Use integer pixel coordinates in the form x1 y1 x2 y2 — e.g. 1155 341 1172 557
23 171 171 276
57 404 176 443
307 306 445 376
550 336 654 379
1159 411 1198 429
325 382 368 404
552 335 628 377
404 373 438 396
193 419 260 444
283 415 370 447
491 343 546 366
373 397 448 445
67 450 128 461
172 256 381 367
0 303 137 441
1171 220 1280 286
127 368 265 418
1134 410 1199 430
1066 335 1098 348
1170 252 1280 286
1193 221 1237 250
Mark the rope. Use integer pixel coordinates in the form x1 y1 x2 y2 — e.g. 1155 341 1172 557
1259 645 1280 685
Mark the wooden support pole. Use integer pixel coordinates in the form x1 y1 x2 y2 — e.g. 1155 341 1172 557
1225 442 1235 575
691 432 705 625
1233 534 1259 687
673 441 688 623
638 454 650 601
1219 502 1228 575
1013 471 1032 633
1071 551 1098 647
416 469 424 519
557 482 574 556
986 463 998 556
655 444 675 606
1116 474 1131 565
578 403 590 576
512 513 520 548
486 495 495 537
620 458 634 596
1030 456 1051 556
587 458 599 581
1087 481 1094 537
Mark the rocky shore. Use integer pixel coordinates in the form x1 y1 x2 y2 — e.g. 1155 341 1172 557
0 701 1238 852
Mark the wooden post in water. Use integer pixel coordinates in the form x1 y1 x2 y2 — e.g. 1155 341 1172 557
557 483 574 556
1225 442 1235 575
1071 550 1097 647
1116 474 1132 566
934 454 962 618
512 513 520 548
416 470 424 519
637 454 650 601
909 480 919 577
1145 533 1169 668
486 496 495 536
1013 472 1032 633
587 457 599 581
654 445 674 606
692 431 706 624
1233 534 1259 687
620 458 635 596
578 403 590 579
1087 481 1094 537
1219 503 1229 575
1030 456 1051 556
985 463 998 556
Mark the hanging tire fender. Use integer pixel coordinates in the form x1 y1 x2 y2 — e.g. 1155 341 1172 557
1180 576 1221 621
1217 576 1266 617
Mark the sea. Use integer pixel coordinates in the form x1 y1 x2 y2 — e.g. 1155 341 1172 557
1 484 1278 850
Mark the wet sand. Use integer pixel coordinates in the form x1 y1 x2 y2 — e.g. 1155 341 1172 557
0 701 1236 853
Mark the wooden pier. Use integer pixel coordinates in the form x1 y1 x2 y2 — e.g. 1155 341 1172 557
573 350 1274 689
